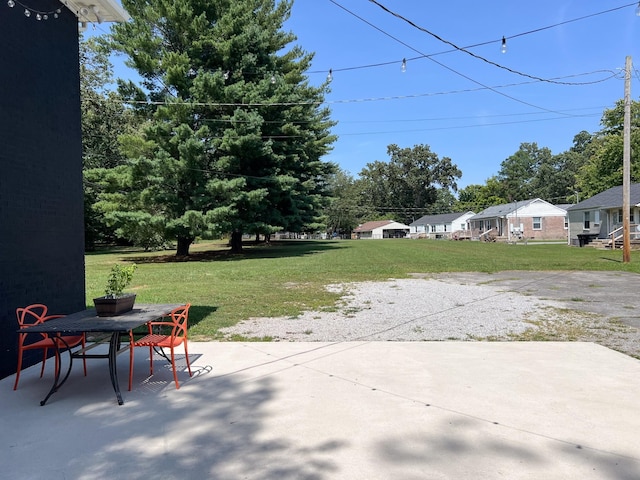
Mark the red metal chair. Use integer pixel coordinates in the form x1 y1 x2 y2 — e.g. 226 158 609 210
129 304 192 391
14 304 87 390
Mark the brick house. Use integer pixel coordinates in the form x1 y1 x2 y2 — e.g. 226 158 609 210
469 199 569 242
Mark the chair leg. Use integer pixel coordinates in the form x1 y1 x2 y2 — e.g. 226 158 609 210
184 339 192 377
13 350 24 390
148 346 154 375
170 348 180 389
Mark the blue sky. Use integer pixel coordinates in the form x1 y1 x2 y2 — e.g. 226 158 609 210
92 1 640 191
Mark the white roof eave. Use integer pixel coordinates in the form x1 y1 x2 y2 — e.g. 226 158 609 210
64 0 130 23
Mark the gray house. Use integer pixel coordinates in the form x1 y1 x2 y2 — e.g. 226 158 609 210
566 184 640 246
409 212 475 239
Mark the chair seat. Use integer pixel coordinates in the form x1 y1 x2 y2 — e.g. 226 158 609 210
22 334 83 349
14 304 87 391
134 334 184 348
129 304 191 391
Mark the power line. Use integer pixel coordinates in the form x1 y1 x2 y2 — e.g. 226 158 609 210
335 113 603 137
119 69 618 109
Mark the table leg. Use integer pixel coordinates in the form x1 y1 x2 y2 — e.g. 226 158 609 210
108 332 125 405
40 336 73 406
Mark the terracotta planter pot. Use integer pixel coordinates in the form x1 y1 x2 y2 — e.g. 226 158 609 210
93 293 137 317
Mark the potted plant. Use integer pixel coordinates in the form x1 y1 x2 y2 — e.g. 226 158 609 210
93 263 137 316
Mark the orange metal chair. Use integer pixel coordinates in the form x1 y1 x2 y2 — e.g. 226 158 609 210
14 304 87 390
129 304 192 391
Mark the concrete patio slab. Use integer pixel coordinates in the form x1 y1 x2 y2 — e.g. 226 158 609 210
2 341 640 479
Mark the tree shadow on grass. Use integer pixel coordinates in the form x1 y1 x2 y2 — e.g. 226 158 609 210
127 240 348 264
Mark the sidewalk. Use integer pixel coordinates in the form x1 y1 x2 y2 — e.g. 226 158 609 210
2 341 640 479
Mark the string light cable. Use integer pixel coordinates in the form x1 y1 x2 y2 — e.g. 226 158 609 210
367 0 632 86
5 0 62 20
320 1 638 80
321 2 610 117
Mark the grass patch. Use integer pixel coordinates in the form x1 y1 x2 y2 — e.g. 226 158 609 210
85 239 640 340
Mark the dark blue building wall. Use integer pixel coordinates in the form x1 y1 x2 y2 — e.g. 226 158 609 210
0 1 86 379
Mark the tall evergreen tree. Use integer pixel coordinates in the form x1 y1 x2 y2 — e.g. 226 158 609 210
106 0 335 254
81 38 136 249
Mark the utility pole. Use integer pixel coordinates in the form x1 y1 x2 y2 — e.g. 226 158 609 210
622 56 632 263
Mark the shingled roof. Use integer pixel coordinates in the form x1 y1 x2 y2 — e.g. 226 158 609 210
353 220 394 232
567 184 640 211
410 212 471 226
470 199 537 221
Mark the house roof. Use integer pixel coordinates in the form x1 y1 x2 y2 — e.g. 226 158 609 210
66 0 130 23
353 220 411 232
410 212 473 227
567 184 640 211
470 199 537 221
554 204 574 212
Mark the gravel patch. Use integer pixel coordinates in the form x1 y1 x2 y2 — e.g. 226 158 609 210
219 274 640 359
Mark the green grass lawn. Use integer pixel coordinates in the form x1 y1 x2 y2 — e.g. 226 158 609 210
85 239 640 340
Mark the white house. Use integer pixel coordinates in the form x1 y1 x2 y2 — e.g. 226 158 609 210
353 220 410 239
469 199 569 241
409 212 475 239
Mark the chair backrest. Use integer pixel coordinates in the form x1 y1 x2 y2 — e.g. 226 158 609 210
168 304 191 342
16 304 49 328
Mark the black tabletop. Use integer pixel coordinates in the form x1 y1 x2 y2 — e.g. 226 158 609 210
18 304 183 334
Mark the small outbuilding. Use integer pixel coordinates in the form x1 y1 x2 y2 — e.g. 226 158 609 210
353 220 410 239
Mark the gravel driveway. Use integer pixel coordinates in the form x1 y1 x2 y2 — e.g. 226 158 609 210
220 271 640 359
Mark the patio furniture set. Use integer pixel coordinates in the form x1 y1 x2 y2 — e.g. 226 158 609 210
14 303 192 406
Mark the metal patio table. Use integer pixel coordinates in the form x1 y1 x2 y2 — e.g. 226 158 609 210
18 304 182 406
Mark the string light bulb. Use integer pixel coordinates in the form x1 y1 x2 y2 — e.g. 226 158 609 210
327 69 333 82
401 58 406 73
8 1 62 20
270 74 276 84
636 1 640 16
501 36 507 54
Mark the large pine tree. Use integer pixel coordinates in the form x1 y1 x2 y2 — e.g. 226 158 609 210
106 0 336 254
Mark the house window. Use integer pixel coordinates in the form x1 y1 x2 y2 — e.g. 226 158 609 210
532 217 542 230
564 216 568 229
584 211 590 229
616 209 634 223
594 210 600 226
444 225 447 232
430 225 436 233
460 223 466 230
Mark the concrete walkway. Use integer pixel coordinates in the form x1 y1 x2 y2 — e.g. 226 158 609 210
2 341 640 479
